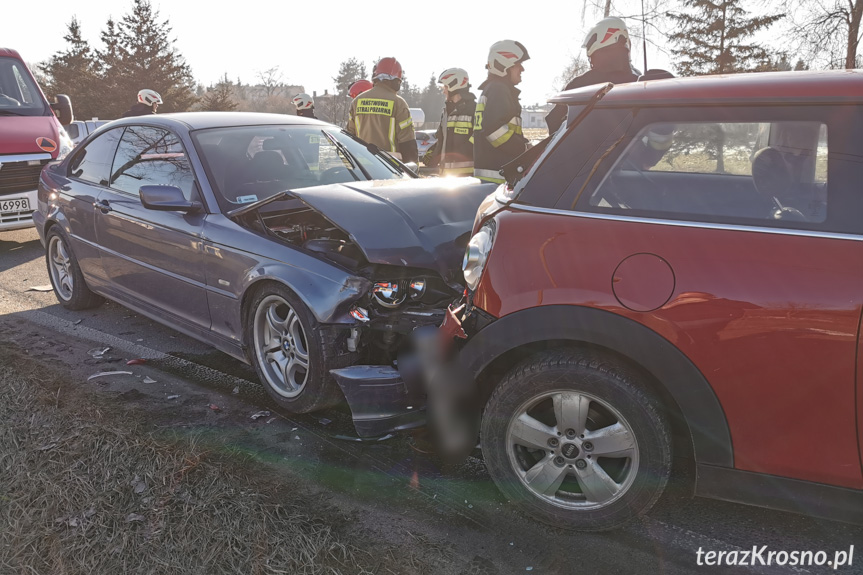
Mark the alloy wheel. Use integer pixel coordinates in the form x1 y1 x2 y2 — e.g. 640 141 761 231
253 295 310 398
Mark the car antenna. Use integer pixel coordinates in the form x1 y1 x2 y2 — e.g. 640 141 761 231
641 0 648 74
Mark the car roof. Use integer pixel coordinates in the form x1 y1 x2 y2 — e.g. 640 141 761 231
0 48 23 59
105 111 330 131
549 70 863 107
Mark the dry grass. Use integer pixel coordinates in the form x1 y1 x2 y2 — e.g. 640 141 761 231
0 350 378 575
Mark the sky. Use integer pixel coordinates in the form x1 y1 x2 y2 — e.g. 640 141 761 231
3 0 785 107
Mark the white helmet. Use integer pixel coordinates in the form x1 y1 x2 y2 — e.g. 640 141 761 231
487 40 530 77
438 68 469 91
137 89 163 106
583 17 631 58
292 93 314 110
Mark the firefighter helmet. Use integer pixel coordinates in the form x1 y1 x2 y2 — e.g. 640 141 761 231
137 89 163 106
438 68 469 92
348 79 373 99
583 17 631 58
487 40 530 77
292 93 314 110
373 57 403 81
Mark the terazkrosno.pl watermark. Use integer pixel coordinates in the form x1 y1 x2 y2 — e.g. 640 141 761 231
696 545 854 569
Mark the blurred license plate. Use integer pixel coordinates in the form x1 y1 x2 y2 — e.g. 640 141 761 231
0 198 30 213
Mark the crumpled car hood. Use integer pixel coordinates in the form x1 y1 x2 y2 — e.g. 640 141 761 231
290 177 496 280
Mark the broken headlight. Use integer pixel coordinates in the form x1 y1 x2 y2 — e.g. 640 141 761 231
463 221 495 291
372 278 428 308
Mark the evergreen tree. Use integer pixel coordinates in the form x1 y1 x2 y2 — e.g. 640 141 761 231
94 18 126 118
40 18 101 120
99 0 197 118
325 58 367 125
667 1 784 76
199 74 238 111
419 74 445 126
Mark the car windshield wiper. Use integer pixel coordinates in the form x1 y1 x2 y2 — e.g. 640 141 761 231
321 130 371 180
226 190 294 219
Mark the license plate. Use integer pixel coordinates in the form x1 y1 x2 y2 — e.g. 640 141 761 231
0 198 30 213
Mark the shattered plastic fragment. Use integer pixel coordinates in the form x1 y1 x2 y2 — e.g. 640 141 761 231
142 377 157 384
126 358 146 365
166 395 180 400
25 285 54 292
266 417 276 424
209 404 222 412
130 475 147 494
232 386 240 395
318 418 332 426
250 410 271 420
87 347 112 358
73 319 82 325
87 370 133 381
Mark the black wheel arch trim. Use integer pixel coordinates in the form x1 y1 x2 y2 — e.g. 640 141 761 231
460 305 733 468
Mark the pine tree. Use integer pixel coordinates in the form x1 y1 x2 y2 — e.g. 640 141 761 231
667 1 785 76
419 74 445 127
99 0 197 118
94 18 126 118
199 74 238 111
39 18 101 120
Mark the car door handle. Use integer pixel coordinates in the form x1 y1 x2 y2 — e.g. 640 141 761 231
93 199 112 213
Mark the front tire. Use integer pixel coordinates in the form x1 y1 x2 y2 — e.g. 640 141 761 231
481 350 671 531
45 227 104 311
247 284 342 413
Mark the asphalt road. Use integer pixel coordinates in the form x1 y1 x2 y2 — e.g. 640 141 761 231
2 225 862 575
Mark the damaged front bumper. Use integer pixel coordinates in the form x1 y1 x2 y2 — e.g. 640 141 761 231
331 305 470 440
330 365 426 438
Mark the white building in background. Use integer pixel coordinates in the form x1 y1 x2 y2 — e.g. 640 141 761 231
521 105 553 130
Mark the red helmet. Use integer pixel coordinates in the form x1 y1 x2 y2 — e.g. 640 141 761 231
349 79 373 99
373 57 403 81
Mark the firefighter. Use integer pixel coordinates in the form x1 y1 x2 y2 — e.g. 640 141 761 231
546 16 638 134
423 68 476 176
122 89 162 117
473 40 530 184
348 79 373 99
292 93 317 119
347 57 418 163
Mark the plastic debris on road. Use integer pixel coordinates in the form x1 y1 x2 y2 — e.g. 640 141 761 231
250 410 271 420
87 347 111 358
25 285 54 292
166 394 180 400
209 404 222 412
318 418 332 426
126 358 146 365
87 370 133 381
266 417 276 424
142 377 157 384
232 386 240 395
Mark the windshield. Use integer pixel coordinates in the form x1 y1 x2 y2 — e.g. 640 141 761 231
0 57 49 116
192 125 408 211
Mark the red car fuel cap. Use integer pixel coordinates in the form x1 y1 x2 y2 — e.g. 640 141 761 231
612 253 675 312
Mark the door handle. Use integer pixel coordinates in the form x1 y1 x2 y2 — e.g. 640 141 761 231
93 199 112 213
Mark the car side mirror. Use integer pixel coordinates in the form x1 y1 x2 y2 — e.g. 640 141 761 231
50 94 74 126
140 185 202 213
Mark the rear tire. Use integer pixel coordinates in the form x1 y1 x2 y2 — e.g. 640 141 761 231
481 349 671 531
45 227 104 311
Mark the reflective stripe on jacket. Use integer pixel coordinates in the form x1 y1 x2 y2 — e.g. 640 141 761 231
472 76 527 183
425 92 476 176
347 83 415 152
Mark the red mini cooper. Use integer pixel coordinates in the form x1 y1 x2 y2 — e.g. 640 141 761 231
456 70 863 530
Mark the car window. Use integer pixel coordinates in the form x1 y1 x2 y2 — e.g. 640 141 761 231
192 125 407 212
111 126 196 200
416 133 428 141
65 124 80 140
67 127 124 186
587 121 828 225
